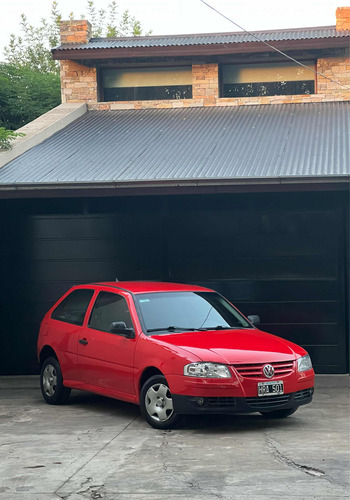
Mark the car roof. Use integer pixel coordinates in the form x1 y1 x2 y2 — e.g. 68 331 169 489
76 281 212 294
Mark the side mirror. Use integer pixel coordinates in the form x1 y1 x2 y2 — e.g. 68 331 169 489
247 315 260 327
110 321 135 339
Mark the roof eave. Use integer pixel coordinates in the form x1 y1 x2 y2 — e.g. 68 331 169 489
52 37 349 61
0 175 349 199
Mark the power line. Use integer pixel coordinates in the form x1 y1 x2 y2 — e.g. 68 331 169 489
200 0 349 90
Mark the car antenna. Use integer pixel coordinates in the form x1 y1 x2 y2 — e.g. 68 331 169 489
116 277 119 282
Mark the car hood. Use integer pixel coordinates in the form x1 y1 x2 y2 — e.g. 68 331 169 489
151 328 304 364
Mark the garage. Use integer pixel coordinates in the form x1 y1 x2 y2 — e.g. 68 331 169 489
0 189 348 375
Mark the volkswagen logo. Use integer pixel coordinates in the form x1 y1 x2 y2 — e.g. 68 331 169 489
263 364 275 378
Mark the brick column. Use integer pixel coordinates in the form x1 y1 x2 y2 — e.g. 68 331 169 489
316 8 350 96
192 64 219 104
336 7 350 31
60 61 97 104
59 20 98 104
60 20 92 44
317 53 350 96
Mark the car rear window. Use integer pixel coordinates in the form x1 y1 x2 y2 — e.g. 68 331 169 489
51 289 94 326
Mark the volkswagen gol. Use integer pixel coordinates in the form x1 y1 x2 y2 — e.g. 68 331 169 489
37 282 314 428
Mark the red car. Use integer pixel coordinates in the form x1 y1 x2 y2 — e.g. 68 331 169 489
37 281 314 429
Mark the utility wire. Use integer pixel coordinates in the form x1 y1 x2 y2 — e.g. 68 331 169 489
200 0 349 90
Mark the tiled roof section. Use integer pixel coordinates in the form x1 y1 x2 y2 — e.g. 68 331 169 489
0 102 349 187
53 26 350 50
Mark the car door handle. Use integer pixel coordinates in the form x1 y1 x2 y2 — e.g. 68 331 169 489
79 338 88 345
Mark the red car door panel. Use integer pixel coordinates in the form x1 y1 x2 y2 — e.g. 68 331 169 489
77 290 137 396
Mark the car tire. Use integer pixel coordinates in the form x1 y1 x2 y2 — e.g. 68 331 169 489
140 375 180 429
40 357 71 405
260 407 298 418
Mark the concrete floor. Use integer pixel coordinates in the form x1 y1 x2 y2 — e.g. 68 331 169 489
0 375 349 500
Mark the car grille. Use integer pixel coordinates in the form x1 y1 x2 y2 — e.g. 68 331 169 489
233 360 294 378
246 394 291 410
294 388 313 402
206 397 236 408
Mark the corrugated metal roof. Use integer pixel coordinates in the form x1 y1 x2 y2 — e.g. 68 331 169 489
0 102 349 188
53 26 349 51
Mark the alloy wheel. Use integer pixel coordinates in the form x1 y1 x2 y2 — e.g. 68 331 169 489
145 383 174 422
42 364 57 397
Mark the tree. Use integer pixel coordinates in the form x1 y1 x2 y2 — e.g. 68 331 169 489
0 64 61 130
3 1 150 74
1 1 150 130
3 2 62 74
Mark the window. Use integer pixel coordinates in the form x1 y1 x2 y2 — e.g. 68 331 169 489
51 289 94 326
136 292 250 334
101 66 192 101
89 292 133 333
221 61 315 98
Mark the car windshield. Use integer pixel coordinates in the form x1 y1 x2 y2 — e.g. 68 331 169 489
135 291 250 335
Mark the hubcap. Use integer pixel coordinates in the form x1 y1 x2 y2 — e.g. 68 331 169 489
145 383 174 422
42 364 57 397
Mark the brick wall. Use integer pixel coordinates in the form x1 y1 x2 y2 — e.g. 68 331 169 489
88 51 350 110
192 64 219 103
60 20 91 44
60 61 97 103
336 7 350 30
59 20 97 103
62 51 349 108
317 50 350 94
88 92 350 111
58 18 350 108
62 53 350 108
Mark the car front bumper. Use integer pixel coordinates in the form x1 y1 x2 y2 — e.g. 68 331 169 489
172 387 314 415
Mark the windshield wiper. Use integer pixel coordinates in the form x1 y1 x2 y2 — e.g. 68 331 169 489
147 326 198 333
147 324 248 334
198 325 245 330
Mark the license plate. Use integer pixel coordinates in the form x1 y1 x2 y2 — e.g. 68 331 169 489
258 381 284 397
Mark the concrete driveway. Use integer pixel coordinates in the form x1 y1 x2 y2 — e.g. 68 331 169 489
0 375 348 500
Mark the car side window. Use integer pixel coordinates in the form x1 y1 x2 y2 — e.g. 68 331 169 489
89 291 133 333
51 289 94 326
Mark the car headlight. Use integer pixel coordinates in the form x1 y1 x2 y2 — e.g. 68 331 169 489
297 354 312 372
184 362 231 378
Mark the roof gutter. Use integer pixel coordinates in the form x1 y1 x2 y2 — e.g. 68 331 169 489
0 176 349 199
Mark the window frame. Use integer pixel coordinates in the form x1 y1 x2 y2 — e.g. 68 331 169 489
219 60 316 98
98 65 193 102
88 290 134 334
51 288 95 326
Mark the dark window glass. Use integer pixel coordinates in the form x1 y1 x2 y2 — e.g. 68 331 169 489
52 289 94 326
89 292 133 333
104 85 192 102
136 292 250 335
223 80 315 98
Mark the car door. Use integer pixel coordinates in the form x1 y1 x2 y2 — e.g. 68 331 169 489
48 288 95 383
77 289 137 399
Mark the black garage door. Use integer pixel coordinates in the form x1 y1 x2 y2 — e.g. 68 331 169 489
0 192 348 374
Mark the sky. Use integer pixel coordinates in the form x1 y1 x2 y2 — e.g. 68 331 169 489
0 0 346 60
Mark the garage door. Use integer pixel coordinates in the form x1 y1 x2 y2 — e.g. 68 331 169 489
0 193 348 374
168 197 348 374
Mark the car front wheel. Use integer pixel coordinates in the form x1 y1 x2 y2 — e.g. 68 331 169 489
40 357 71 405
140 375 180 429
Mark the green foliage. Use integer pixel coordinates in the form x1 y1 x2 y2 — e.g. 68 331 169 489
0 64 61 130
4 1 62 74
3 1 150 74
0 128 25 150
85 1 148 38
1 1 150 130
